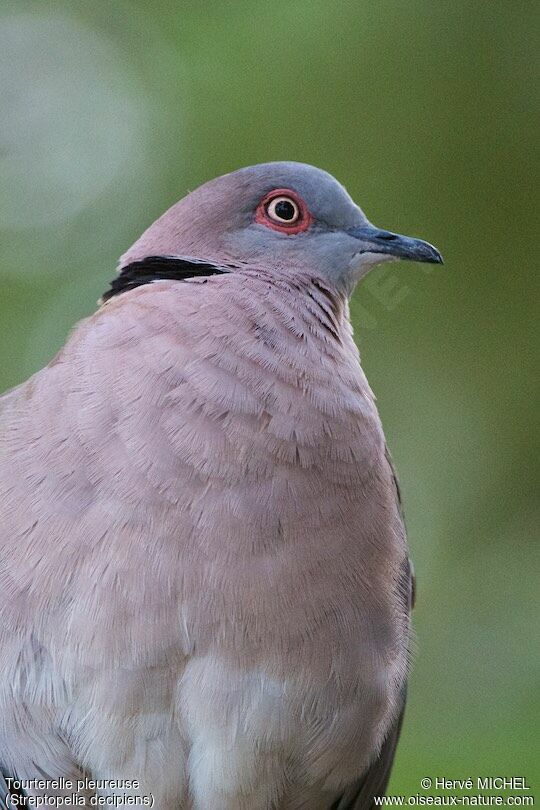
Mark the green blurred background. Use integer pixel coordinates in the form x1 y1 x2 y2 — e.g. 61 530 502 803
1 0 538 797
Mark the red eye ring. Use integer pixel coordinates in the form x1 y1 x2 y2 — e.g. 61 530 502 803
255 188 313 235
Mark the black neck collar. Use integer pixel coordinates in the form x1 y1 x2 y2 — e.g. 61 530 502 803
101 255 229 302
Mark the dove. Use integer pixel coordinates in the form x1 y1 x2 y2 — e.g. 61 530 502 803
0 162 441 809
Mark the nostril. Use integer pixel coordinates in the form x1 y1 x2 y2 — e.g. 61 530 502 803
375 230 398 241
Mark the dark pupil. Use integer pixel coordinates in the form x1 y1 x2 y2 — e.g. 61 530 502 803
274 199 296 221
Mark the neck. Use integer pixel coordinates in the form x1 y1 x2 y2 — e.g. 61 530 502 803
101 255 230 302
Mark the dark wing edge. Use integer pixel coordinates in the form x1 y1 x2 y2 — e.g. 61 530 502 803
0 770 19 809
331 446 416 810
0 768 29 809
330 687 407 810
0 773 8 810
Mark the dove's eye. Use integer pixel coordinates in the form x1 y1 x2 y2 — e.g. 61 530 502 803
266 196 299 223
255 188 313 234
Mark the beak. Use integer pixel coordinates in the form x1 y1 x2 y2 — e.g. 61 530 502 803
347 224 443 265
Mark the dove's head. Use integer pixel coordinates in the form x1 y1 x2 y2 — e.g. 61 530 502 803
119 162 442 296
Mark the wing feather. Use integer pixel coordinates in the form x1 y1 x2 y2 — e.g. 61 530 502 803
330 446 415 810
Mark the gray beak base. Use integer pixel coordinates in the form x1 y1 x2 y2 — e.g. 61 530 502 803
348 225 443 265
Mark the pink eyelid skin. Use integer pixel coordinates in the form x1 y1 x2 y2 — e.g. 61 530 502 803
254 188 313 234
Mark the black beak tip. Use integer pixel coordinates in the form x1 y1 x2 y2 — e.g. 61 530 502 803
347 225 443 265
419 242 444 265
431 248 444 265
